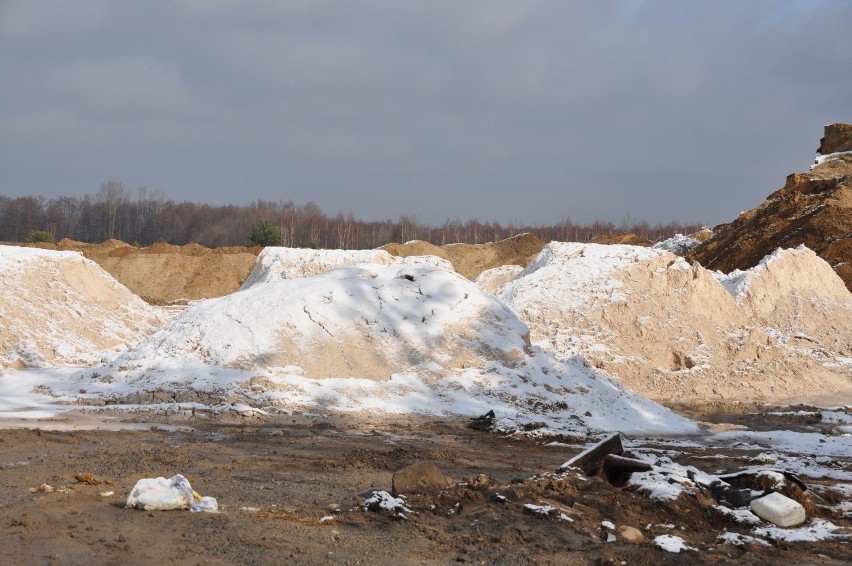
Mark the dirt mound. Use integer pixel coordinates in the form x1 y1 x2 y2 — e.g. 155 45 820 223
689 123 852 292
380 240 446 259
589 232 653 246
496 242 852 409
97 253 257 305
24 240 260 304
382 233 545 280
0 246 163 368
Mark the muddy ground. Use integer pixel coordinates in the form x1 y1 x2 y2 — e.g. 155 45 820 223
0 410 850 566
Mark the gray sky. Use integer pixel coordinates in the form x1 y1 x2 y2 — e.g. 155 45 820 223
1 1 849 227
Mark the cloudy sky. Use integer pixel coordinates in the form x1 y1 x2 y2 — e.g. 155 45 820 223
1 1 849 227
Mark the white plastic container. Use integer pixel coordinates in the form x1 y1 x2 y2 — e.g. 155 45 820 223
749 492 806 527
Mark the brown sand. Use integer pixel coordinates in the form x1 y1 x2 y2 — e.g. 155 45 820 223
29 240 260 305
381 233 545 280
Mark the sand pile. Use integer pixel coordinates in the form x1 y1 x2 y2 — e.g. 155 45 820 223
381 233 545 280
716 245 852 357
589 232 652 246
36 240 260 304
0 246 163 369
68 260 697 435
118 263 531 379
241 247 453 289
474 265 525 295
493 242 852 408
689 123 852 292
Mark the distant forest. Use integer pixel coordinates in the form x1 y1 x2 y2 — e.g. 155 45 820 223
0 181 705 249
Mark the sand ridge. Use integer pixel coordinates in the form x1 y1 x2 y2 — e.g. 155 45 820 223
0 246 163 369
494 242 852 409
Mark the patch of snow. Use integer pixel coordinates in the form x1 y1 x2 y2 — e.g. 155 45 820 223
711 430 852 459
362 491 412 514
713 505 762 525
812 150 852 168
718 532 770 546
628 454 721 502
524 503 558 517
754 519 848 542
654 534 695 553
653 234 701 256
821 410 852 425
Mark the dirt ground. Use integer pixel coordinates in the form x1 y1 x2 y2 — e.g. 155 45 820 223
1 411 849 566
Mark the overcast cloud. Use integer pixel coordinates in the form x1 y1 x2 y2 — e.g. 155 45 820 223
1 0 849 226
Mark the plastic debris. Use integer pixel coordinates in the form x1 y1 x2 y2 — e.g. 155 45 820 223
750 492 807 527
126 474 218 512
468 410 496 431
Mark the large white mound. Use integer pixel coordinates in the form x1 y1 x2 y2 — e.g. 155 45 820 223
60 261 696 435
240 247 396 289
496 242 852 407
240 246 454 290
0 246 164 368
122 263 529 379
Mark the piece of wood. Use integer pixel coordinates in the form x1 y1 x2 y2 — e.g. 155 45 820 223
558 433 623 475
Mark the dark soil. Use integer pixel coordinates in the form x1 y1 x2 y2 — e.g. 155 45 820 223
1 413 849 565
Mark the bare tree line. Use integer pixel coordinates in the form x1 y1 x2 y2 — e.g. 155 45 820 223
0 181 705 249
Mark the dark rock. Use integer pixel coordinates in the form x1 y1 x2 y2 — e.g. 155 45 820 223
468 410 496 431
818 123 852 154
600 454 652 486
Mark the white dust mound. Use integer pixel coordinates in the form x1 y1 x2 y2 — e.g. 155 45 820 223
0 246 163 369
495 242 852 408
240 246 454 290
240 247 397 289
82 261 695 435
474 265 525 295
122 262 530 379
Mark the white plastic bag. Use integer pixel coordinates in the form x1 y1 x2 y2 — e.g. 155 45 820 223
126 474 218 512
